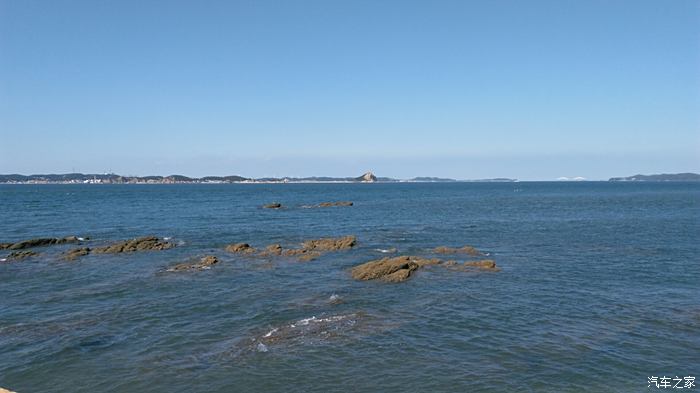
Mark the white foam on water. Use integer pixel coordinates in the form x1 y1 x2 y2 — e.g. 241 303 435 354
77 237 86 241
0 258 6 262
329 294 341 302
263 328 278 338
256 342 268 352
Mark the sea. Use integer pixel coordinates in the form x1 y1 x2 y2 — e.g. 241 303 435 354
0 182 698 392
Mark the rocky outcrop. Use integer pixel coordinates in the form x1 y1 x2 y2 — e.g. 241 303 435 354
225 243 257 254
63 247 91 261
167 255 219 272
1 387 18 393
433 245 483 256
93 236 174 254
225 235 357 262
263 203 282 209
351 255 499 283
317 201 353 207
356 172 377 182
351 256 421 282
445 259 501 272
3 250 38 261
0 236 84 250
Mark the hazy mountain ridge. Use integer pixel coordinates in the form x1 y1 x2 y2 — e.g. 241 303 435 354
608 173 700 182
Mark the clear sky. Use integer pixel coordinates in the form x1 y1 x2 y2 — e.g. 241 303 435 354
1 0 698 180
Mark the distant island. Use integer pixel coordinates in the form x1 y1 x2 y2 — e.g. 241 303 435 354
0 172 519 184
608 173 700 182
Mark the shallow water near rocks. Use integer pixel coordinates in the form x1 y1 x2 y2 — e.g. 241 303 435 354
0 182 698 392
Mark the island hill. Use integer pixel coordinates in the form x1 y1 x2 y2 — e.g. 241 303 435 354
0 172 518 184
608 173 700 182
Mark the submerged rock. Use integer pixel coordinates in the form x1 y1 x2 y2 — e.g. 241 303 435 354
433 245 483 256
318 201 354 207
0 236 85 250
302 235 356 251
93 236 174 254
251 312 367 350
4 250 38 261
263 203 282 209
63 247 91 261
463 259 500 271
167 255 219 272
225 243 257 254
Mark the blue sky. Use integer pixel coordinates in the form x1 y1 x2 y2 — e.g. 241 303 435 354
1 0 698 180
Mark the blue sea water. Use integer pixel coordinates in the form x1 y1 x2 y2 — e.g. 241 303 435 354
0 182 698 392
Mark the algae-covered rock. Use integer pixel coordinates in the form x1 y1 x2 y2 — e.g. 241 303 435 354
263 203 282 209
4 250 38 261
1 236 85 250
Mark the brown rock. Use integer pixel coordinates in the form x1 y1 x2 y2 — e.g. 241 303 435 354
351 256 420 282
225 243 256 254
93 236 174 254
63 247 91 261
297 251 322 262
259 243 283 256
463 259 499 270
433 245 482 256
1 387 18 393
302 235 356 251
167 255 219 272
263 203 282 209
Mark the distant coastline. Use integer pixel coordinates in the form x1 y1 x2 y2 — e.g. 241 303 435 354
608 173 700 182
0 172 518 184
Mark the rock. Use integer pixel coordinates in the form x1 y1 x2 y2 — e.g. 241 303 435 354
1 236 84 250
63 247 91 261
225 243 256 254
93 236 174 254
4 250 38 261
351 255 420 282
167 255 219 272
433 245 482 256
318 201 354 207
263 203 282 209
301 235 356 251
463 259 499 271
357 172 377 182
411 257 442 267
1 387 18 393
259 243 283 256
352 255 500 283
298 251 322 262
